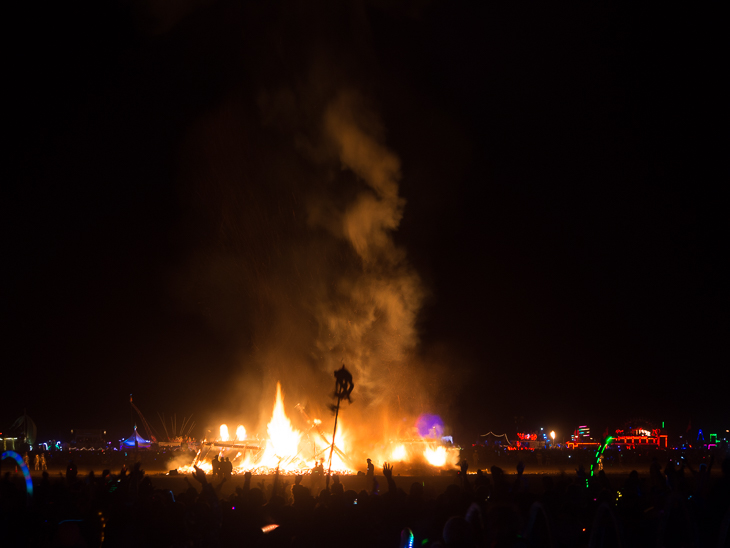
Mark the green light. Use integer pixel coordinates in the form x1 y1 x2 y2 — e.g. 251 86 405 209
590 437 615 477
662 421 665 428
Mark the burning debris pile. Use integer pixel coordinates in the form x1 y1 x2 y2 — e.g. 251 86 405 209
181 382 351 475
180 381 458 476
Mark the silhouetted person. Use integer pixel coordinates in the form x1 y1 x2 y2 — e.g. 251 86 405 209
331 474 344 496
211 455 220 478
311 460 323 493
291 474 309 505
366 458 374 492
333 365 354 402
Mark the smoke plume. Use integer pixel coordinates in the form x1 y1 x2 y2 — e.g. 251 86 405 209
171 1 432 446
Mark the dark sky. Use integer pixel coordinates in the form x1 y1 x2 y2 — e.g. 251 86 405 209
5 2 726 444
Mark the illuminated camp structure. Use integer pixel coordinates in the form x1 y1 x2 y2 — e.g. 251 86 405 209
565 425 594 448
120 427 151 450
610 428 667 448
480 431 512 446
70 429 107 449
2 437 19 451
566 423 667 449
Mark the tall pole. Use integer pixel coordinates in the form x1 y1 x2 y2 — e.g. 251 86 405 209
326 391 342 489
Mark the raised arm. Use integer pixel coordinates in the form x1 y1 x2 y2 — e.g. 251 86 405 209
383 462 397 493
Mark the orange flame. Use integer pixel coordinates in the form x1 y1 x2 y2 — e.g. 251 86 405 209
260 383 302 470
391 444 407 461
179 382 356 475
424 446 447 466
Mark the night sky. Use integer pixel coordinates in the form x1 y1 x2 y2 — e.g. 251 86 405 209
5 2 726 444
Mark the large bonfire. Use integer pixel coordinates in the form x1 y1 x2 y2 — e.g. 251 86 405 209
181 382 458 476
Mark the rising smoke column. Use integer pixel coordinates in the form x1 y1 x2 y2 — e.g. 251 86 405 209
171 1 431 437
308 90 424 406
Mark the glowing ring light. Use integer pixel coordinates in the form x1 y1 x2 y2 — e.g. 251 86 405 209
2 451 33 499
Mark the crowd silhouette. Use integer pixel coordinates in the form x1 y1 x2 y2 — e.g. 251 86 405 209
1 455 728 547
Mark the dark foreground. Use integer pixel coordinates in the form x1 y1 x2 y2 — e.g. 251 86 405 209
2 460 729 547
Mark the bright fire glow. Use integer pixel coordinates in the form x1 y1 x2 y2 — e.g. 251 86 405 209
179 382 358 475
391 444 407 461
259 383 302 469
424 446 447 466
313 421 349 471
195 461 213 474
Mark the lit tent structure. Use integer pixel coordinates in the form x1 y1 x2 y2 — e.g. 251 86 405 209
120 427 151 450
12 412 37 446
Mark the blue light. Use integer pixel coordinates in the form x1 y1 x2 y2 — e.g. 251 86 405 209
1 451 32 498
415 414 444 438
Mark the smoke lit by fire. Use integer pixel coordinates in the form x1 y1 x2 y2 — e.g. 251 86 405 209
169 2 458 475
